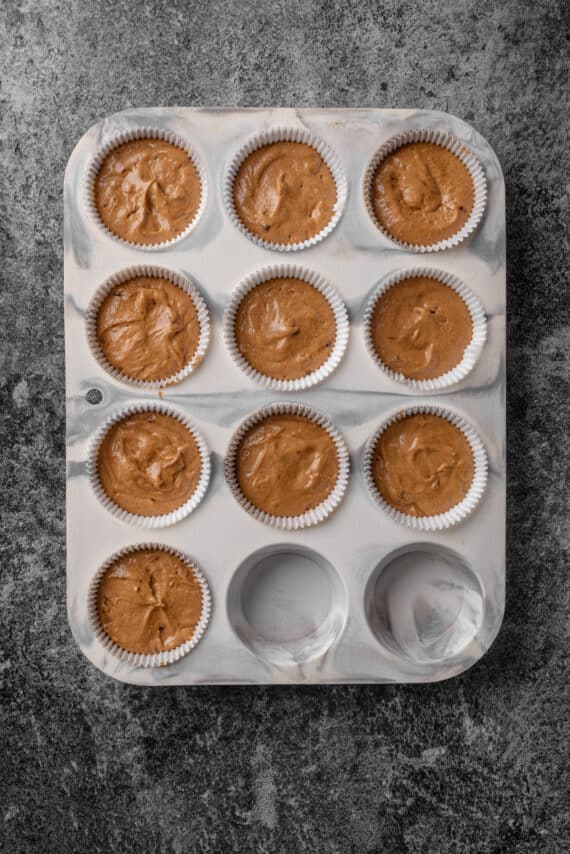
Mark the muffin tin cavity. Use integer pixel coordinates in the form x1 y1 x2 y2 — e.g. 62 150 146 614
86 265 210 388
363 403 488 531
87 401 211 528
88 542 211 669
227 545 347 666
224 126 347 252
225 401 350 529
85 127 208 250
66 108 505 685
363 127 487 253
363 266 487 392
364 545 484 664
223 263 349 392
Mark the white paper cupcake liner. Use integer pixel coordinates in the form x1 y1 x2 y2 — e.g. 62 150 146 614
363 266 487 391
363 128 487 252
363 403 488 531
87 401 211 528
86 264 210 389
84 126 208 250
225 402 350 529
223 264 349 392
88 542 211 668
224 126 348 252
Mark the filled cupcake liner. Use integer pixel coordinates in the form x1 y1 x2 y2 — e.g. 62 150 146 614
85 264 210 389
84 126 208 250
225 402 350 530
223 126 348 252
87 542 212 668
87 401 211 529
223 263 349 392
363 403 488 531
363 266 487 391
363 128 487 253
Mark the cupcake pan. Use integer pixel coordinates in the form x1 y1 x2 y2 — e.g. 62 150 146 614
65 108 505 685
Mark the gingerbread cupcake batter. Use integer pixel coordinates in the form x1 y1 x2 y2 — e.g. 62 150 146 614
370 276 472 380
372 413 474 516
235 414 339 517
371 142 474 246
94 138 201 245
96 276 201 382
96 549 204 655
233 141 336 244
97 412 202 516
234 277 336 380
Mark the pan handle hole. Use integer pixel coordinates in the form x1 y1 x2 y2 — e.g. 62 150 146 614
86 388 103 405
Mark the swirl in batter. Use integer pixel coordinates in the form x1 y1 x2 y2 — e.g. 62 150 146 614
96 276 201 383
94 139 201 245
370 276 472 380
371 142 474 245
233 142 337 244
236 414 339 517
372 413 474 516
234 277 336 380
97 412 202 516
97 549 204 654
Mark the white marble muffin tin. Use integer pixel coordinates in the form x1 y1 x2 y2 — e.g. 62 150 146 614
64 108 505 685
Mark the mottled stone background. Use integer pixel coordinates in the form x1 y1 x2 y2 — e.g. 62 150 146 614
1 0 569 851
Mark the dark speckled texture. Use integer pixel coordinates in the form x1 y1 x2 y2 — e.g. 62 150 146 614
1 0 569 851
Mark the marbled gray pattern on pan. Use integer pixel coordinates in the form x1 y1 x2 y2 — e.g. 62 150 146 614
65 107 505 685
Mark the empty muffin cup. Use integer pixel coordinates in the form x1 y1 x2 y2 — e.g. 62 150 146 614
364 544 485 664
363 266 486 391
88 542 211 668
363 403 487 531
88 401 211 528
227 544 348 666
363 128 487 252
224 126 347 251
223 263 349 391
225 402 350 529
85 126 208 249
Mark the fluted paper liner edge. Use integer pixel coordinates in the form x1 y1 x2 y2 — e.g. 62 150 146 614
88 542 211 668
223 263 349 391
225 401 350 529
85 264 210 389
363 403 488 530
87 401 211 528
84 126 208 250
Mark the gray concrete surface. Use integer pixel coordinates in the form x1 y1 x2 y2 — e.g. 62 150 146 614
1 1 569 852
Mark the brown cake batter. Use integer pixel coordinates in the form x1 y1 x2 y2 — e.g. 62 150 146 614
372 413 474 516
236 414 339 517
96 276 201 382
97 412 202 516
234 278 336 380
370 276 472 380
94 139 202 245
96 549 204 655
233 141 337 244
371 142 474 245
